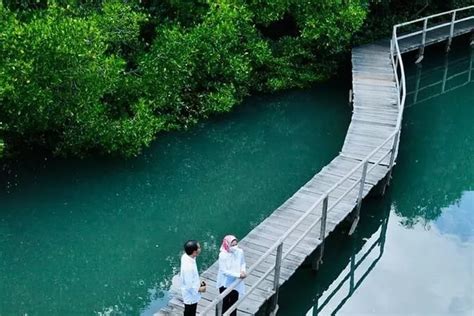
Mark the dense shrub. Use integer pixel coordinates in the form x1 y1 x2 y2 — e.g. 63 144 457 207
0 2 160 156
1 0 468 157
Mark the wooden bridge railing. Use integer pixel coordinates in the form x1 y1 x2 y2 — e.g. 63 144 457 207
199 6 474 316
395 5 474 61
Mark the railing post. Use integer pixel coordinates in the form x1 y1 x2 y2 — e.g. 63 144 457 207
312 195 328 271
392 28 398 70
390 130 400 169
383 130 400 193
269 242 283 315
356 161 368 214
446 11 456 52
390 30 395 59
390 37 394 56
216 300 223 316
416 18 428 63
349 161 368 235
319 195 328 242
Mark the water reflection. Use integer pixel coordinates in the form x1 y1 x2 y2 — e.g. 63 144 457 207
277 190 392 315
407 48 473 106
434 191 474 242
278 40 474 316
310 198 390 315
392 42 474 227
279 191 474 315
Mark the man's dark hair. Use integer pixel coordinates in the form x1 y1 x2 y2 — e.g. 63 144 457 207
184 240 199 255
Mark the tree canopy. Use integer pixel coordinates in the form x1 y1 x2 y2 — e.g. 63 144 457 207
0 0 470 157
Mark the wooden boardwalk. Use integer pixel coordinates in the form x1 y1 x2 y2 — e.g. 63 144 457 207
159 6 474 316
397 17 474 53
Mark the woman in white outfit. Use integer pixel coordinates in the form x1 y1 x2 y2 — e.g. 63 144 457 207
217 235 246 316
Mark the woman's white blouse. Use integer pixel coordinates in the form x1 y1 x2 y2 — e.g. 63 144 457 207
216 248 247 295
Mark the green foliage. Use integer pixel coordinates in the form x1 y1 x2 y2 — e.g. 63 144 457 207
0 2 160 156
97 0 147 57
2 0 47 12
354 0 474 45
246 0 291 25
295 1 367 53
7 0 462 158
139 1 273 127
0 122 4 157
141 0 209 27
246 0 366 90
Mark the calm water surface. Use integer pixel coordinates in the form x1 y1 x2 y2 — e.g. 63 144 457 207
278 41 474 315
0 83 350 315
1 41 472 316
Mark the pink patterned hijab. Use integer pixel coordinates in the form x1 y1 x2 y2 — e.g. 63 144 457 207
220 235 237 253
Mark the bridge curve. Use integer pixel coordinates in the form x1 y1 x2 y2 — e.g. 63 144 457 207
160 6 474 316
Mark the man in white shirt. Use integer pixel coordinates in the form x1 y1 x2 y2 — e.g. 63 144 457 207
180 240 206 316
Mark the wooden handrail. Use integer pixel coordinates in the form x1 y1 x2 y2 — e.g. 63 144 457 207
395 5 474 29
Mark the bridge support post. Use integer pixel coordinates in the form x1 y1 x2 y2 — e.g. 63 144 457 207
349 161 368 235
446 11 456 53
380 174 389 197
269 242 283 315
312 196 328 271
382 130 400 196
416 19 428 63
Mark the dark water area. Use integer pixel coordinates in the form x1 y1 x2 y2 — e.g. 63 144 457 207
0 82 351 315
278 39 474 315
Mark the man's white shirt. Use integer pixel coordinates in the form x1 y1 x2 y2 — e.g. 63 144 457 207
180 253 201 305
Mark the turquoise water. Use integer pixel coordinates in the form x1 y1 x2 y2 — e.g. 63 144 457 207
278 41 474 315
0 83 350 315
1 40 472 316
